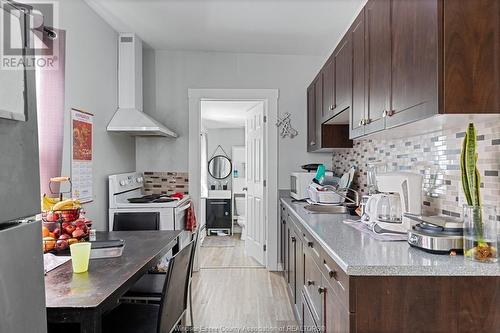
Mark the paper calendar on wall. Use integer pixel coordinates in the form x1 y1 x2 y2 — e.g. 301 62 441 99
71 108 93 203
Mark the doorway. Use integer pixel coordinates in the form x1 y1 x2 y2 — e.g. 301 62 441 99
188 89 279 270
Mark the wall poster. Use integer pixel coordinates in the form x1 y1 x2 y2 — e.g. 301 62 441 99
71 108 93 203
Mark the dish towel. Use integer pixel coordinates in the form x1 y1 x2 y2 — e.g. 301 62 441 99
185 200 197 231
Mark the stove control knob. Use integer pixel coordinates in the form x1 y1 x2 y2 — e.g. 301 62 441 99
136 177 143 183
119 180 126 186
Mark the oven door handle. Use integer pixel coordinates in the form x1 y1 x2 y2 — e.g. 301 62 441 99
176 202 191 213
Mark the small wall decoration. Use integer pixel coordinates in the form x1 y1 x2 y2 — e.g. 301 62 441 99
276 112 298 138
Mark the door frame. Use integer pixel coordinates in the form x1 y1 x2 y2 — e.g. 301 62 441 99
188 89 279 270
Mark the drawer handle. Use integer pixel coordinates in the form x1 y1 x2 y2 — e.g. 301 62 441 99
324 262 337 280
307 280 315 286
304 236 313 248
318 287 325 294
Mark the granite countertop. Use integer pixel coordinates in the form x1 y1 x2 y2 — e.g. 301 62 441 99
280 194 500 277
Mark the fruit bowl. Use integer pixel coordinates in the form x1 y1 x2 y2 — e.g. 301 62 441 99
42 218 91 253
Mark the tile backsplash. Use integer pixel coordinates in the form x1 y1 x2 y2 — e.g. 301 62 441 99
143 172 189 195
332 120 500 218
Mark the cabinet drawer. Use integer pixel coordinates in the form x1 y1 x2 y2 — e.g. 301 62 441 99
304 247 323 324
321 251 351 311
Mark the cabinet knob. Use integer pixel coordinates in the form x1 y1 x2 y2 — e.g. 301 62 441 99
329 105 335 111
387 110 395 117
291 236 296 243
324 262 337 280
365 118 371 125
307 280 315 286
318 287 326 294
358 119 364 126
310 141 316 146
382 110 388 118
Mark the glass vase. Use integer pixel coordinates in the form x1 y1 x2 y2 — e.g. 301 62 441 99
463 205 498 263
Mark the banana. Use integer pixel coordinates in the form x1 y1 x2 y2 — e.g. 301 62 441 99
52 198 81 211
42 195 61 212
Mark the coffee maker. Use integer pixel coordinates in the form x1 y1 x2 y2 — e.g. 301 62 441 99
365 172 423 233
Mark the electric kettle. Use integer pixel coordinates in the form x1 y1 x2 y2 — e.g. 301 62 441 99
365 194 402 224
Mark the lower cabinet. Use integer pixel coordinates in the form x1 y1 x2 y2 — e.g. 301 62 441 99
302 292 320 333
281 200 500 332
323 276 351 333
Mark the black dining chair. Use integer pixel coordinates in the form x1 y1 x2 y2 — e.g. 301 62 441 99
103 240 194 333
122 230 200 327
113 212 160 231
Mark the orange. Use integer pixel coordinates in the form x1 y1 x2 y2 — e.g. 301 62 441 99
42 226 50 238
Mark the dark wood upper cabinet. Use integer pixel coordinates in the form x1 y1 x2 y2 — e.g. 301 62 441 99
386 0 439 128
333 35 352 114
306 83 317 152
350 8 366 139
307 73 353 152
443 0 500 114
321 59 335 123
310 0 499 142
314 74 323 148
364 0 391 135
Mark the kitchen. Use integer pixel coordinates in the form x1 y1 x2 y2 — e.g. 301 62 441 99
0 0 499 332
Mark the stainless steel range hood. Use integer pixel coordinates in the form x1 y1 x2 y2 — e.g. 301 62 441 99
107 33 178 138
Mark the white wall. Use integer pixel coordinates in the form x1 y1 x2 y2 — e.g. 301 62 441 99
206 127 245 189
60 0 136 230
136 50 332 187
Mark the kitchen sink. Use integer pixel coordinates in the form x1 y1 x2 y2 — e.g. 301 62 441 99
303 204 348 214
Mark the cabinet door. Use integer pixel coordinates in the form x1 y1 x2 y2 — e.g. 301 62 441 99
323 277 351 333
287 224 297 303
350 8 366 139
443 0 500 114
306 83 318 152
387 0 438 128
280 207 286 267
334 35 352 114
322 60 335 122
314 75 323 149
364 0 390 135
295 238 304 321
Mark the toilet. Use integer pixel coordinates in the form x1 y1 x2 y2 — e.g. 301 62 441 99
234 197 246 240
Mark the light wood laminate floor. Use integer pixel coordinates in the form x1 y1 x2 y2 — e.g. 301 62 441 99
191 235 297 332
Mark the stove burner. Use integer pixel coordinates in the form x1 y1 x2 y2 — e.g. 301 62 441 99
127 194 175 204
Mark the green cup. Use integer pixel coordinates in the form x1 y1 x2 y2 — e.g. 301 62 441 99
70 242 91 273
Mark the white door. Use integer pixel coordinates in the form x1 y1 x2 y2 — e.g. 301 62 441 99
245 102 266 265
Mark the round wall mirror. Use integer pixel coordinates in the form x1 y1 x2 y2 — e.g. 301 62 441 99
208 155 232 179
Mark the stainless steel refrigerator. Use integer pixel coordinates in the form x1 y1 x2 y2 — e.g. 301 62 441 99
0 1 47 332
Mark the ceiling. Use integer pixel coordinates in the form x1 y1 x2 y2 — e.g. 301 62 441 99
85 0 365 56
201 100 260 129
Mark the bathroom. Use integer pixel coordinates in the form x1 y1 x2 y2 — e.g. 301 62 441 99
198 100 263 267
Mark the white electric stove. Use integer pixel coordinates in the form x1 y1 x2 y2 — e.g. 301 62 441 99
108 172 191 247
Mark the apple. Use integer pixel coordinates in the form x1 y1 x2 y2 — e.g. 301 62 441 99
64 225 76 235
72 229 85 239
55 239 69 251
58 234 70 240
53 227 61 238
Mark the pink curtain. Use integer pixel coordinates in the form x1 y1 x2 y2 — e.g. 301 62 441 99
36 28 66 196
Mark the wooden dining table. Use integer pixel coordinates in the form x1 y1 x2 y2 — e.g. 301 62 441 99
45 230 181 333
